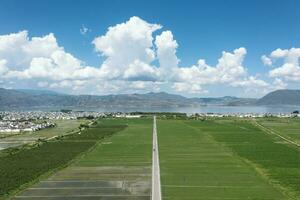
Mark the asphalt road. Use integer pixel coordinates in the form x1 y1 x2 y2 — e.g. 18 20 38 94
152 116 162 200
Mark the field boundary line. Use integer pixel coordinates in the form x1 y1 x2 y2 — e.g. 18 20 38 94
252 120 300 147
152 116 162 200
15 194 150 198
29 186 129 189
162 185 265 188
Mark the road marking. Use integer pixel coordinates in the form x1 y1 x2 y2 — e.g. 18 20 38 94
152 116 162 200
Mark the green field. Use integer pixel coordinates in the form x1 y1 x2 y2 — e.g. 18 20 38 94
158 119 288 199
14 118 153 199
75 118 152 167
7 117 300 199
257 117 300 144
0 119 125 198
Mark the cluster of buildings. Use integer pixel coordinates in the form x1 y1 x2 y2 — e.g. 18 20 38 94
0 111 106 121
189 112 300 118
0 111 107 133
0 121 55 133
0 111 145 134
114 113 142 118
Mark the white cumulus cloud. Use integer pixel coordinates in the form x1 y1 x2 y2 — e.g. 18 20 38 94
172 82 207 94
268 48 300 81
261 55 272 66
155 31 179 77
174 48 247 87
0 31 102 81
93 16 161 80
0 59 8 75
0 16 289 96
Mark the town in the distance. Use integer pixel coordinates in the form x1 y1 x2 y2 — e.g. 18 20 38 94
1 109 300 134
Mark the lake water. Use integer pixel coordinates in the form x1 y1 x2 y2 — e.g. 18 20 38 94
3 105 300 114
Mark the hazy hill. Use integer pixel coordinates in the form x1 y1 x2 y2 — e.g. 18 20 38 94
4 88 300 109
15 89 61 95
256 89 300 106
0 88 257 109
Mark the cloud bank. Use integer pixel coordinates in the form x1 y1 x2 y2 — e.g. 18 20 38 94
0 16 294 96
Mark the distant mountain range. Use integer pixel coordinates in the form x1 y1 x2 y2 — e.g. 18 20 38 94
256 89 300 106
0 88 299 109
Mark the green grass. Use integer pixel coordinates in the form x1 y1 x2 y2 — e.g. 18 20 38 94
75 118 152 167
257 117 300 144
158 119 287 200
186 118 300 199
14 118 153 199
0 120 125 198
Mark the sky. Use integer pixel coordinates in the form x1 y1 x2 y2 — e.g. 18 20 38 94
0 0 300 97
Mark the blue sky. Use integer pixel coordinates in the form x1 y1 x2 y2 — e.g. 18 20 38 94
0 0 300 97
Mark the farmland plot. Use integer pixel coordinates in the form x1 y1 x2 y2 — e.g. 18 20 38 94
14 118 152 200
158 119 287 200
187 119 300 199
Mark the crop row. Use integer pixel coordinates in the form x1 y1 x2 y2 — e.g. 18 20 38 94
0 121 126 197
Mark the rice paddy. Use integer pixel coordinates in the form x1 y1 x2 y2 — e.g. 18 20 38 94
158 119 286 199
257 117 300 145
0 119 125 198
14 118 153 200
6 117 300 199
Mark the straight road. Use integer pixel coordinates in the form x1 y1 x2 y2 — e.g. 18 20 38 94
152 116 162 200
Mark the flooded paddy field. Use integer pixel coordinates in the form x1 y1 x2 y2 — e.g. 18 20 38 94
14 118 152 199
15 167 151 200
